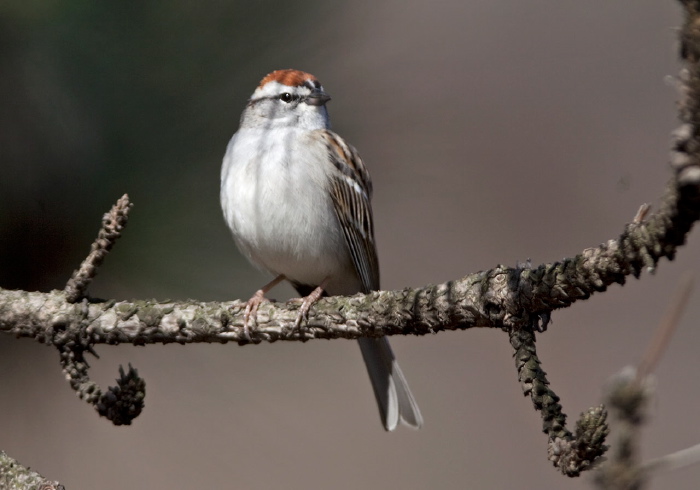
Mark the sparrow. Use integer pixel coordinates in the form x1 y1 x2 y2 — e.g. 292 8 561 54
220 69 422 431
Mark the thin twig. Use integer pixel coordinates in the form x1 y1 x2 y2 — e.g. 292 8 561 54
633 203 652 223
64 194 132 303
644 442 700 474
636 273 693 381
596 274 695 489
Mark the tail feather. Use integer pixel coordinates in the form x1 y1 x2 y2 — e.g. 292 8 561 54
358 337 423 431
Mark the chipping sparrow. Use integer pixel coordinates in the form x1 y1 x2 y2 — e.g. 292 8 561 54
220 69 422 431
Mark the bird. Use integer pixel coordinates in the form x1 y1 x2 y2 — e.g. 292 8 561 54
220 69 422 431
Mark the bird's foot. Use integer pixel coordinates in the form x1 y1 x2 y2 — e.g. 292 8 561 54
236 275 286 341
293 285 326 338
240 289 266 341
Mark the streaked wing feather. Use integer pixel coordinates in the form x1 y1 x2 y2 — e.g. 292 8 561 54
319 130 379 293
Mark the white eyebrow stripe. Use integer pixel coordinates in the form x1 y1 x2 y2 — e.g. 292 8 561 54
252 81 310 99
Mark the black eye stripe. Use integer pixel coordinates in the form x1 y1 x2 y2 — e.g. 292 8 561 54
247 93 302 107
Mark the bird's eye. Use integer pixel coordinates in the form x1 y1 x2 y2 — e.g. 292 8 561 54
279 93 294 103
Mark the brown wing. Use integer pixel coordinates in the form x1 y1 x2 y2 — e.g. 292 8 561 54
318 130 380 293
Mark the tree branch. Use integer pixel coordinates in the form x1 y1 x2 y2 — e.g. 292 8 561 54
2 156 699 346
0 451 64 490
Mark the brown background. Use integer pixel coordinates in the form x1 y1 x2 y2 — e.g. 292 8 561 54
1 1 698 488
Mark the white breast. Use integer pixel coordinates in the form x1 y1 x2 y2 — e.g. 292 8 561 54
220 127 360 293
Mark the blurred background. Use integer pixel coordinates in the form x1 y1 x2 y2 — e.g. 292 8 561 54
0 1 697 488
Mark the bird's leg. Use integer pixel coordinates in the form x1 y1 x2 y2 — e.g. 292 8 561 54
242 274 286 340
294 277 330 332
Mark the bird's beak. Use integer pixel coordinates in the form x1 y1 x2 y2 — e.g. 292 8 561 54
306 90 331 106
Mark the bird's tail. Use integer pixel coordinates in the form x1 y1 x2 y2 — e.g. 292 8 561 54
357 337 423 431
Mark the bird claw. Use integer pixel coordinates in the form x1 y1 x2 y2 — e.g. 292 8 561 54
293 300 311 335
241 289 266 341
292 285 325 340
